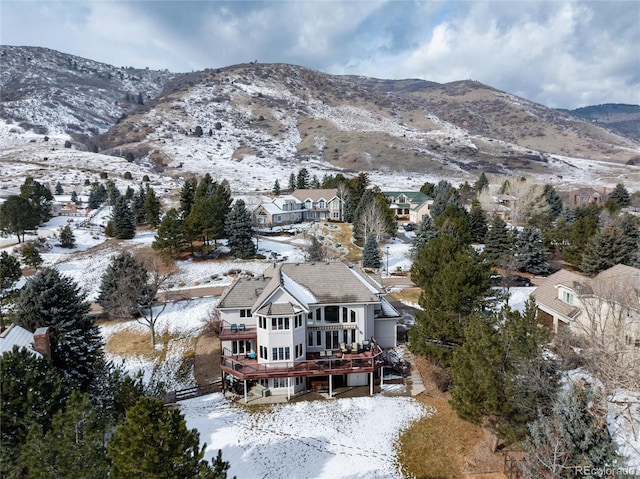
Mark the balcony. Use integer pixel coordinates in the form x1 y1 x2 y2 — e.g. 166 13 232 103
221 350 383 381
219 323 257 341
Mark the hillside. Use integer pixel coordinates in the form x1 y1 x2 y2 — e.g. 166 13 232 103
566 104 640 141
1 46 639 192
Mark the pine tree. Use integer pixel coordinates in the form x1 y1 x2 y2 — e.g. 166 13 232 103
133 185 147 224
0 195 39 243
484 215 512 265
410 216 437 257
306 236 326 262
543 184 563 218
20 243 43 270
311 175 320 189
105 179 121 206
523 381 619 478
108 397 229 479
14 268 104 391
87 182 107 209
430 180 457 221
70 191 79 204
468 199 488 243
18 391 109 479
0 251 21 330
144 186 161 227
272 179 281 196
59 224 75 249
607 183 630 208
20 177 53 223
153 209 187 258
225 199 255 258
111 196 136 239
434 204 470 244
288 172 296 192
473 172 489 193
516 226 549 274
98 252 149 320
179 178 197 216
581 225 629 275
362 235 382 268
296 168 309 190
0 347 70 476
55 181 63 195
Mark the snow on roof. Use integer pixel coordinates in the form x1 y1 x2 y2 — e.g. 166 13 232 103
0 324 40 357
379 297 400 318
281 271 317 307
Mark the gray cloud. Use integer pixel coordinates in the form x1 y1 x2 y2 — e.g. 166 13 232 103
1 0 638 109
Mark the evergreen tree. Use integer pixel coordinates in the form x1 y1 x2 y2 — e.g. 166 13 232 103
484 215 512 265
288 172 296 192
18 391 109 479
311 175 320 189
468 199 488 243
430 180 457 221
296 168 310 190
55 181 63 195
20 177 53 223
133 185 147 224
345 173 369 222
543 184 563 218
124 185 135 201
607 183 631 209
195 173 215 199
194 125 204 137
111 196 136 239
108 397 229 479
516 226 549 274
0 195 38 243
272 179 281 196
98 252 149 319
362 235 382 268
180 178 197 217
87 182 107 209
59 224 76 249
225 200 255 258
410 236 491 362
144 186 161 227
20 243 43 270
451 303 558 441
0 347 70 476
14 268 103 391
153 209 187 258
420 181 435 197
70 191 79 204
0 251 21 330
105 180 121 206
306 236 326 262
563 214 599 268
581 224 629 275
434 204 471 244
473 172 489 193
410 216 437 257
523 381 619 478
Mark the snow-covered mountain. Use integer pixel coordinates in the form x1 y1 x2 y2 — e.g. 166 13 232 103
1 45 639 194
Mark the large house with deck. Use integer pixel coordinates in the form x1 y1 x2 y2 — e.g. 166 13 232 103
253 189 344 227
216 261 400 399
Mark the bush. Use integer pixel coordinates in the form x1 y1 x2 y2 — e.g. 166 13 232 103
123 172 132 180
99 172 108 179
64 140 72 148
142 175 150 182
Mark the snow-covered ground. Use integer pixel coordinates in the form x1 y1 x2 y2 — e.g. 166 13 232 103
181 393 433 479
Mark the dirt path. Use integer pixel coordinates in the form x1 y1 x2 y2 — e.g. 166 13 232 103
194 331 221 386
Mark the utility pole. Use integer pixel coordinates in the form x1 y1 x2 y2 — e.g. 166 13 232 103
386 246 389 274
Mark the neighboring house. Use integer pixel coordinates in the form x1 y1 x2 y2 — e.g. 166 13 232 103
382 191 433 223
253 189 344 227
483 194 517 222
0 324 51 358
217 261 400 399
565 187 608 208
533 265 640 348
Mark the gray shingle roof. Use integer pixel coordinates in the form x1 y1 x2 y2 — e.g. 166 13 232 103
532 269 584 319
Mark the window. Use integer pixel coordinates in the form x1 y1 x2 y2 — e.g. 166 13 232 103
351 310 356 322
325 306 339 323
240 309 251 318
316 331 321 345
308 331 313 347
342 307 348 323
232 340 251 355
272 347 291 361
295 315 303 328
271 317 290 330
318 200 325 208
325 330 339 350
295 343 303 358
276 215 282 223
273 378 288 388
259 345 268 359
258 317 266 329
562 291 574 305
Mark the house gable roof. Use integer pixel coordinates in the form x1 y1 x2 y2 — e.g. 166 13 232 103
532 269 584 319
0 324 41 357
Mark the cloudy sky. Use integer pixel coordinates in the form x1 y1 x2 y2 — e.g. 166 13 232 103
2 0 638 109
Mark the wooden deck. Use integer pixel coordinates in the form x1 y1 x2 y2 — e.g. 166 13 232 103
221 350 383 381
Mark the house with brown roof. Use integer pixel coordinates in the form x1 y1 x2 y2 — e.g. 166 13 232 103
533 265 640 348
216 261 400 399
566 187 608 208
253 189 344 227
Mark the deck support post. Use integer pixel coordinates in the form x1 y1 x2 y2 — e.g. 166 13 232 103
244 380 248 404
288 377 291 401
329 374 333 398
370 372 374 396
380 366 384 388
